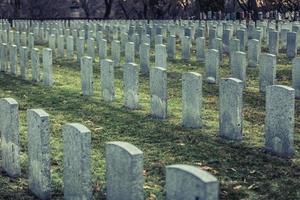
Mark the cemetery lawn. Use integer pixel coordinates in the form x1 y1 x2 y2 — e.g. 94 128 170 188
0 48 299 200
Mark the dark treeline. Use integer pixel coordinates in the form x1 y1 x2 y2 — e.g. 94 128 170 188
0 0 299 20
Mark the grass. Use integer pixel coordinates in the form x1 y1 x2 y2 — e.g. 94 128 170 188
0 41 299 200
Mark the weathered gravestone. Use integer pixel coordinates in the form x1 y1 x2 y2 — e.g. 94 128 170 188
31 48 40 82
248 39 260 68
205 49 219 84
230 51 247 84
43 48 53 87
27 109 51 200
0 98 21 177
139 43 150 75
166 164 219 200
167 35 176 59
287 32 297 59
292 57 300 98
101 59 115 101
125 42 135 63
196 37 205 62
9 44 17 76
259 53 276 93
63 123 92 200
106 142 143 200
182 72 202 128
66 35 74 60
155 44 167 69
81 56 93 96
219 78 243 140
124 63 139 109
20 46 28 79
111 40 120 66
265 85 295 157
150 67 167 119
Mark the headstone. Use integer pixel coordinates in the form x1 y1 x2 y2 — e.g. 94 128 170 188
31 48 40 82
155 44 167 69
167 35 176 59
182 72 202 128
236 29 247 52
205 49 219 84
265 85 295 157
0 98 21 177
9 44 17 76
259 53 276 93
81 56 93 96
20 46 28 80
87 38 95 61
43 48 53 87
125 42 135 63
268 31 279 55
106 141 143 200
111 40 120 66
248 39 260 67
99 38 107 60
101 59 115 102
293 57 300 99
287 32 297 59
63 123 92 200
58 35 64 57
219 78 243 140
77 37 85 63
150 67 167 119
123 63 139 109
166 164 219 200
182 36 191 60
66 35 74 60
196 37 205 62
230 51 247 84
139 43 150 75
27 109 51 200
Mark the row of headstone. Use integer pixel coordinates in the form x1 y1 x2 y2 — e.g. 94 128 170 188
0 43 53 86
0 97 219 200
80 53 296 158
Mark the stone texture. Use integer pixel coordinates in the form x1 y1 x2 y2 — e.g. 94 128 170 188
125 42 135 63
292 57 300 99
205 49 219 84
166 164 219 200
31 48 40 82
287 32 297 59
181 36 191 60
167 35 176 59
99 39 107 60
66 35 74 60
9 44 17 76
27 109 51 200
150 67 167 119
111 40 120 66
81 56 93 96
230 51 247 84
259 53 276 93
265 85 295 157
248 39 260 68
219 78 243 140
0 98 21 177
182 72 202 128
268 31 279 55
124 63 139 109
20 46 28 80
139 43 150 75
87 38 95 61
196 37 205 62
43 48 53 87
155 44 167 69
57 35 64 57
101 59 115 102
106 141 143 200
63 123 91 200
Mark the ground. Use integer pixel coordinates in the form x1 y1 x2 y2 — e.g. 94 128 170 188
0 41 299 200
